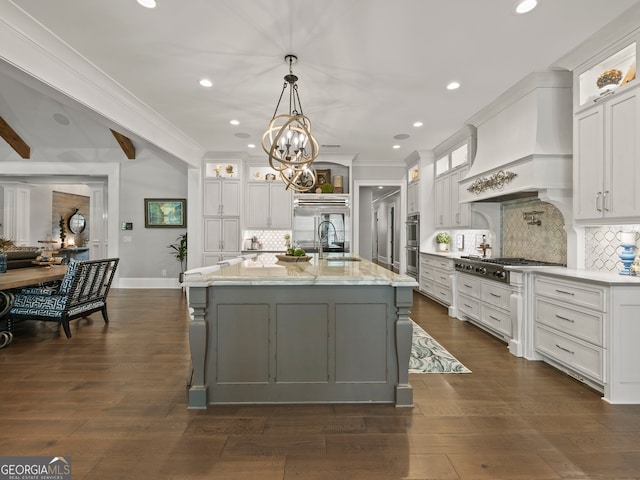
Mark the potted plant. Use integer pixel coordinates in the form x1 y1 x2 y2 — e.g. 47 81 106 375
436 232 451 251
168 232 187 282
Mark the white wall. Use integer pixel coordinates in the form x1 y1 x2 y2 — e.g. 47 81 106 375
118 149 188 280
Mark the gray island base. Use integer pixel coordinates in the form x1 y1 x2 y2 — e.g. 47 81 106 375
184 254 417 409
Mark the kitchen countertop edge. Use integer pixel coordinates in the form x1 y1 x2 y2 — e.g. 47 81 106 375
509 266 640 285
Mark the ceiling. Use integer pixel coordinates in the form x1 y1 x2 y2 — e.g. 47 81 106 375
1 0 640 168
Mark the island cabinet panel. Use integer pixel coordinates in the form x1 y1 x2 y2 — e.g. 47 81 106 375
335 303 388 382
276 305 329 383
216 304 270 384
187 280 413 408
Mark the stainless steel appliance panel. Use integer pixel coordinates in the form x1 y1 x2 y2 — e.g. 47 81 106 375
406 214 419 247
292 204 350 253
406 246 418 279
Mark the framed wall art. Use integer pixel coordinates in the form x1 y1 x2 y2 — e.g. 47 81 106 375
315 169 331 187
144 198 186 228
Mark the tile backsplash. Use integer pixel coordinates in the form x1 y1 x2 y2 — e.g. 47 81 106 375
243 230 291 251
501 198 567 264
585 225 640 272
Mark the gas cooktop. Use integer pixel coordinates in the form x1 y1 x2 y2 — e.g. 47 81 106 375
455 256 565 283
460 256 565 267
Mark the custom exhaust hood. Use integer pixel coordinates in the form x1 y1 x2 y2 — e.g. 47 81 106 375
459 71 573 205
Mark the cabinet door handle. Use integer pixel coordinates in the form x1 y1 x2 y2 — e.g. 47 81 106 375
488 315 500 322
464 303 473 308
456 212 460 224
555 289 575 296
556 314 575 323
490 292 501 298
555 344 575 355
464 284 473 288
596 192 602 212
603 190 609 212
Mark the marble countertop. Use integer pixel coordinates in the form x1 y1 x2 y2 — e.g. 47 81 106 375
511 266 640 286
420 250 640 285
183 253 418 288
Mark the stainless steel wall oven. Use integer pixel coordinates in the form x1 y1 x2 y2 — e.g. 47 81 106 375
405 214 419 278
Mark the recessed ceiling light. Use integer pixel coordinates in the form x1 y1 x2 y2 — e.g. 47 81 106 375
392 145 401 149
446 81 461 90
413 121 423 128
378 186 384 190
230 120 240 126
199 78 213 87
248 144 256 149
514 0 539 14
53 113 70 125
137 0 156 8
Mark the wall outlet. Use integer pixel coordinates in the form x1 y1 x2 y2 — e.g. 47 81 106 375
161 269 167 277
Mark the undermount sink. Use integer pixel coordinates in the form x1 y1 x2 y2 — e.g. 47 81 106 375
326 256 360 262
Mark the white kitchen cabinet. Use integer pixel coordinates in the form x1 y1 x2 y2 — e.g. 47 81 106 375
204 218 239 256
433 127 474 228
203 161 242 264
434 175 450 227
407 180 420 215
419 254 453 306
574 85 640 222
203 179 240 217
435 166 470 228
457 273 513 342
534 275 606 388
449 166 470 227
533 272 640 403
245 182 292 229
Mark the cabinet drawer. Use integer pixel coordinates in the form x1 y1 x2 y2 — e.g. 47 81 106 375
482 304 512 337
428 284 452 305
535 325 604 382
432 258 453 271
422 255 453 271
433 268 450 286
419 257 431 271
535 276 605 311
421 267 436 282
457 274 481 299
481 282 511 311
458 293 480 319
535 298 603 346
419 278 434 294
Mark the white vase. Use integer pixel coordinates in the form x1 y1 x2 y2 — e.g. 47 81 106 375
438 243 448 251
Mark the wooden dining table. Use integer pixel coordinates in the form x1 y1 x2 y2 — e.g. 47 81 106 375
1 265 67 348
0 265 67 291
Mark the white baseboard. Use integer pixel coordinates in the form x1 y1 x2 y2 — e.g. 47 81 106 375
116 278 181 289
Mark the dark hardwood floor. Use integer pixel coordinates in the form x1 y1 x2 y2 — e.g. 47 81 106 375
1 288 640 479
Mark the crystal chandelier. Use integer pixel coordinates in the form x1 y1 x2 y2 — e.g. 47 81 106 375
262 54 319 192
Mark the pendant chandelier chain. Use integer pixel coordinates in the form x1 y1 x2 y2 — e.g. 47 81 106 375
261 54 320 192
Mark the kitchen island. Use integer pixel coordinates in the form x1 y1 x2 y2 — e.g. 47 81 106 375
183 253 417 409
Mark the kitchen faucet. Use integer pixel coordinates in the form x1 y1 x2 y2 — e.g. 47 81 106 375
317 220 337 259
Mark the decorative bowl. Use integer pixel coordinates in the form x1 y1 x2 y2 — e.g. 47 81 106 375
276 254 311 262
597 69 623 89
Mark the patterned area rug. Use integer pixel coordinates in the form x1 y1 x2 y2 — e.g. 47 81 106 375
410 321 471 374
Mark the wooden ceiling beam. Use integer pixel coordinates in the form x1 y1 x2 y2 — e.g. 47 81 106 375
0 116 31 159
110 129 136 159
